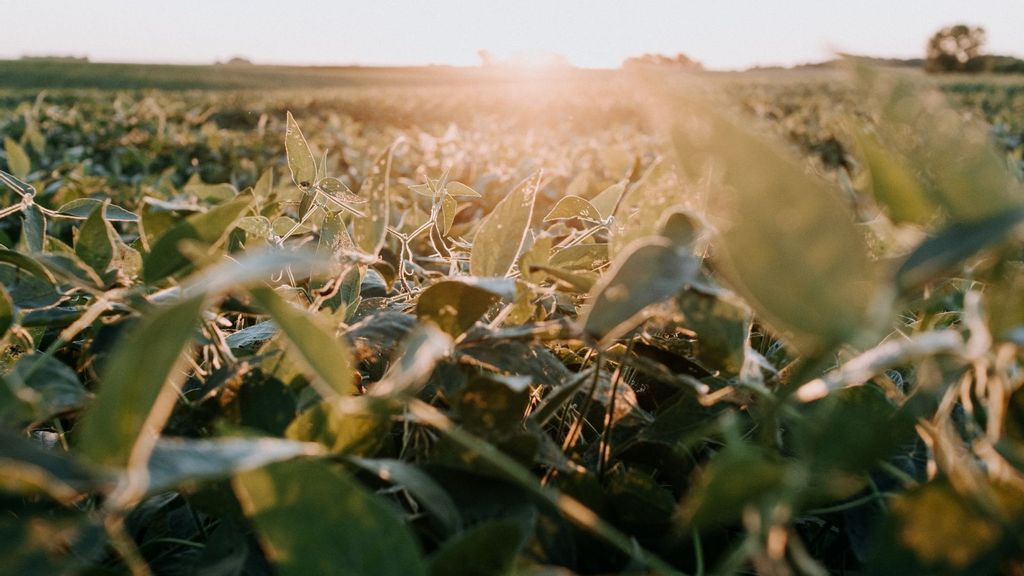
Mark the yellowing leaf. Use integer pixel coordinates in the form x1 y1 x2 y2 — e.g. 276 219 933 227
543 195 601 222
4 137 30 179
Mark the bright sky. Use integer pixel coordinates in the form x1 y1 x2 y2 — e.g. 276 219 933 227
4 1 1023 70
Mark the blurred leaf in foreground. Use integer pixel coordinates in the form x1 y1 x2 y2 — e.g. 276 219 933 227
234 459 425 576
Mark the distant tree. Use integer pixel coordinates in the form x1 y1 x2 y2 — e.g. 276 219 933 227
477 50 496 67
925 24 987 73
623 53 703 70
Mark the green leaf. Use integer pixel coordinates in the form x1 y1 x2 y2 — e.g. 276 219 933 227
871 481 1003 574
285 112 316 190
286 401 387 455
57 198 138 222
896 207 1024 292
865 71 1022 223
680 446 787 529
416 279 509 337
470 171 541 277
143 196 252 283
20 204 45 253
233 459 426 576
666 91 882 354
144 437 324 496
4 137 30 179
250 287 356 399
297 190 316 220
370 324 453 397
75 201 115 276
543 195 601 222
184 180 238 202
349 457 463 535
427 517 529 576
0 248 55 283
0 283 13 339
253 168 274 200
76 295 205 467
582 239 699 345
0 169 35 198
6 355 90 425
0 429 97 502
677 288 751 375
352 146 392 258
854 128 934 225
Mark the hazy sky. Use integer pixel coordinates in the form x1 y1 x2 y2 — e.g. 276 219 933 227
4 1 1023 69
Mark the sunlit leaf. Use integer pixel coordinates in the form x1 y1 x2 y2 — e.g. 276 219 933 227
865 70 1022 223
352 146 392 258
184 180 238 202
440 193 458 236
416 279 510 337
320 176 366 204
548 243 607 270
285 111 316 190
286 401 387 455
250 287 356 399
470 171 540 277
589 180 627 219
446 181 481 198
543 195 601 222
4 137 30 179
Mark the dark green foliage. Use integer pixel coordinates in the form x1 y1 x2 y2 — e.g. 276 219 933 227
1 67 1023 576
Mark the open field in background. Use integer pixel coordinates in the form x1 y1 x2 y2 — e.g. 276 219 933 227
3 59 1024 575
